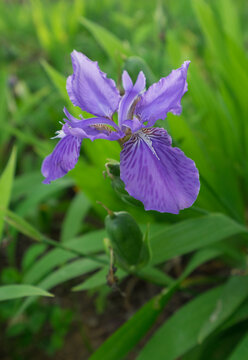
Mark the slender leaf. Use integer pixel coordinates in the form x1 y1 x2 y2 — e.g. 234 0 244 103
198 276 248 343
89 285 177 360
0 147 17 241
60 192 91 242
0 285 53 301
41 60 68 100
80 17 132 65
151 213 247 265
137 276 248 360
227 333 248 360
2 208 42 241
23 229 106 284
16 178 74 216
21 244 47 271
16 257 105 317
137 286 223 360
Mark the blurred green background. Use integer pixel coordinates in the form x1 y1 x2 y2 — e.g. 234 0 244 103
1 0 248 359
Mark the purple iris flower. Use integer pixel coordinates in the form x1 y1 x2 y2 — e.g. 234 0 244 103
42 50 200 213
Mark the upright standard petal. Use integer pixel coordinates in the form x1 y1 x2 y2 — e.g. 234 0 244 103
118 70 146 127
66 50 120 117
135 61 190 126
120 127 200 213
42 135 82 184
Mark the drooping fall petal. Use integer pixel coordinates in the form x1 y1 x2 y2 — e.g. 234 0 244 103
120 127 200 213
42 135 82 184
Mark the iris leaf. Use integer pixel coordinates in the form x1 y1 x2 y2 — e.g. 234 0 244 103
0 285 53 302
0 147 17 241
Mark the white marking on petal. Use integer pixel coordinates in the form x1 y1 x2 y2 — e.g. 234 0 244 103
137 130 160 160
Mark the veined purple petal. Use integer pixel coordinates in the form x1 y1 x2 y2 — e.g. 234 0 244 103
63 108 124 141
118 70 146 127
42 135 82 184
79 123 124 141
66 50 120 117
135 61 190 127
120 127 200 213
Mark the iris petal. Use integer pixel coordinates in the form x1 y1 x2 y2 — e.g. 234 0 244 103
120 127 200 213
42 135 82 184
118 70 146 127
63 108 124 141
66 50 120 118
135 61 190 126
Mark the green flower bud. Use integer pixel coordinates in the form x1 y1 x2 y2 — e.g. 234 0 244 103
105 211 151 271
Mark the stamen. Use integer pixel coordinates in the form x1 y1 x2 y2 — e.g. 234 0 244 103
51 130 66 139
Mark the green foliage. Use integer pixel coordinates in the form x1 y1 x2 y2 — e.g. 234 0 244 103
1 0 248 358
227 333 248 360
0 147 16 240
60 192 91 242
80 17 132 68
0 285 53 301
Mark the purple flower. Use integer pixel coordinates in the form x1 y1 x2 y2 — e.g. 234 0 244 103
42 50 200 213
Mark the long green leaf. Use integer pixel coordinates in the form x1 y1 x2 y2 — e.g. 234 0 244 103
16 257 104 317
0 147 17 241
198 276 248 343
60 192 91 242
2 208 42 241
137 276 248 360
137 287 223 360
89 286 177 360
21 243 47 271
0 285 53 301
16 178 73 216
80 17 132 65
23 230 106 284
0 69 9 145
150 213 247 265
227 333 248 360
41 60 68 100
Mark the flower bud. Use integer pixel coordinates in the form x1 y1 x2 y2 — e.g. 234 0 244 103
105 211 151 271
